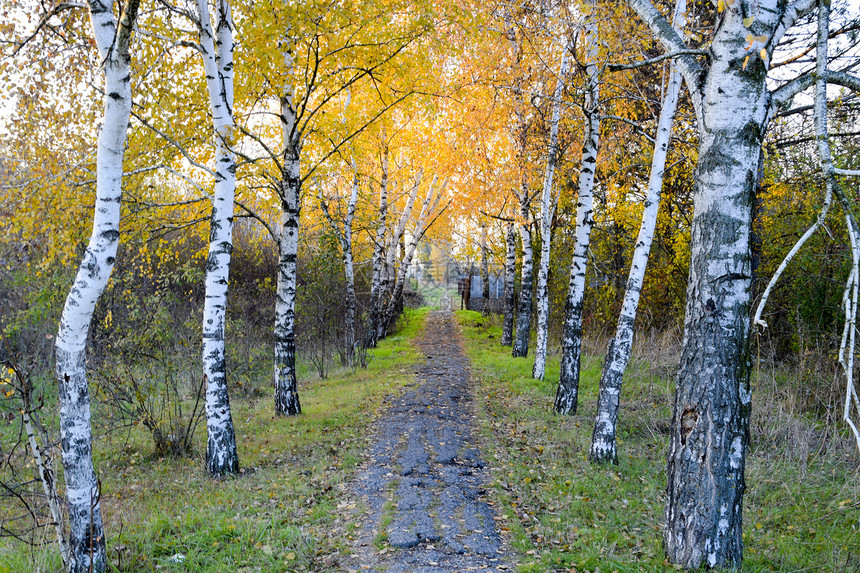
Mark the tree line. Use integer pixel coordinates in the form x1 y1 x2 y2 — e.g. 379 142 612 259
1 0 859 571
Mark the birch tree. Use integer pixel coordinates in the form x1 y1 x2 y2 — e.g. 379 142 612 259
319 164 360 365
377 171 421 336
53 0 140 570
501 219 517 345
533 38 573 380
380 175 447 332
367 139 390 348
480 220 490 306
273 46 303 415
624 0 860 566
555 14 600 413
237 3 427 416
195 0 240 476
589 0 686 464
500 5 539 359
512 187 535 358
753 1 860 454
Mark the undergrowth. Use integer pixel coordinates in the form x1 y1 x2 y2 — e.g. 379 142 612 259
0 309 427 573
457 310 860 573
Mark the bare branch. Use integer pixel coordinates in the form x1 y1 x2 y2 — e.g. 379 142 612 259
607 49 708 72
10 1 85 58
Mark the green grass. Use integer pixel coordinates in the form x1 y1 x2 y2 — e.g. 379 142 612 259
456 310 860 572
0 308 428 573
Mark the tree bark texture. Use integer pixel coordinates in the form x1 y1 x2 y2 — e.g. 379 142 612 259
342 174 358 363
480 222 490 306
197 0 240 476
555 21 600 414
381 176 444 331
623 0 782 565
378 175 419 340
590 0 685 465
274 61 302 416
320 169 359 364
55 1 139 570
501 221 517 346
533 41 572 380
367 145 389 348
512 198 533 358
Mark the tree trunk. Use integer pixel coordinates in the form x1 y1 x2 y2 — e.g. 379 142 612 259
197 0 239 476
381 176 444 330
501 221 517 345
378 175 419 340
624 0 841 566
367 144 389 348
55 2 139 570
512 199 533 358
660 12 774 571
590 0 685 465
480 222 490 308
320 168 359 364
533 41 571 380
274 59 302 416
555 21 600 414
342 174 358 364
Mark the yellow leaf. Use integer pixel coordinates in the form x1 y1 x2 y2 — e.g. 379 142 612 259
285 552 296 561
743 16 754 27
743 56 750 70
718 0 726 12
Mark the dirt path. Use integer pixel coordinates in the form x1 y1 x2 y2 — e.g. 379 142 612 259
347 311 511 572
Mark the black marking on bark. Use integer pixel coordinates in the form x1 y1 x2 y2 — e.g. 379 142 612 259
100 229 119 242
680 406 698 445
705 298 716 313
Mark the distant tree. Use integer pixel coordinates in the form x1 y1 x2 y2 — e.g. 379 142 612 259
501 220 517 345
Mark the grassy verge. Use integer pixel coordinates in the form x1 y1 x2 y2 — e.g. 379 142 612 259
0 308 427 573
457 310 860 572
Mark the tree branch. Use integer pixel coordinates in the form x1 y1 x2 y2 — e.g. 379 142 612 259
625 0 704 112
607 49 708 72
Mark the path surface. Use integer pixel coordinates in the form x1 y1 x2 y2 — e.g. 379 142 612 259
348 311 511 572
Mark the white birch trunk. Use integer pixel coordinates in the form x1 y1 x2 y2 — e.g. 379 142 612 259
55 1 139 570
343 173 358 363
501 220 517 345
533 41 572 380
382 177 445 331
367 145 389 348
812 2 860 454
590 0 685 464
512 191 534 358
627 0 860 565
274 50 302 416
624 0 781 565
320 167 359 364
480 221 490 306
555 21 600 412
196 0 239 476
378 174 421 339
